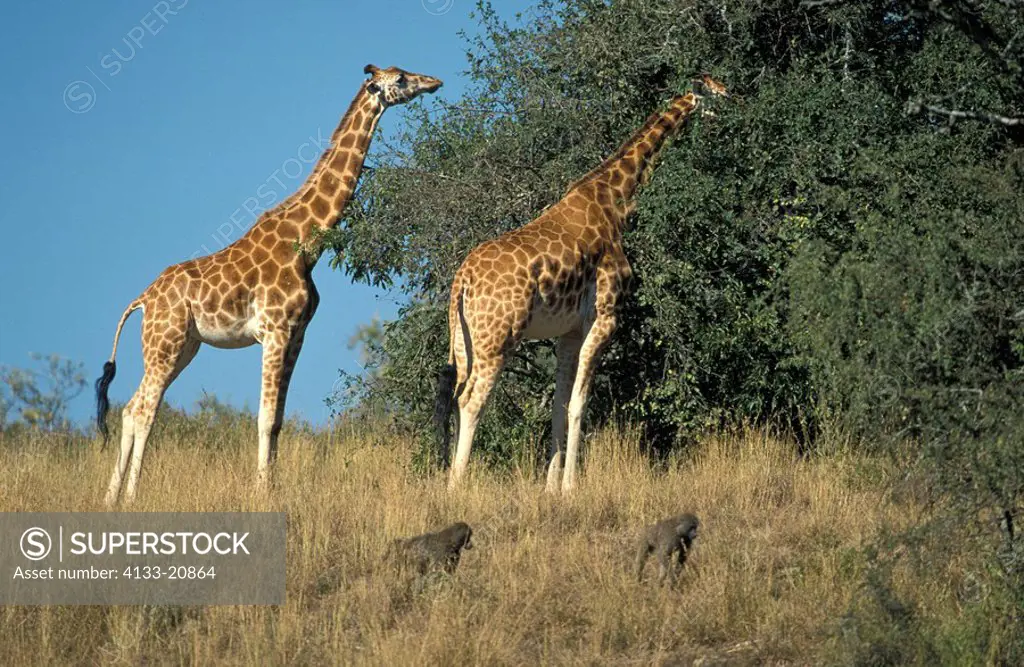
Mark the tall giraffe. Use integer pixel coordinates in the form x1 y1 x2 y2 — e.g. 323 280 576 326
435 74 727 493
96 64 442 507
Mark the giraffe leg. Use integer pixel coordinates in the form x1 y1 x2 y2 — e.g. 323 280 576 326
547 331 582 493
448 357 503 490
118 336 200 506
444 286 473 470
444 370 469 471
561 313 616 493
272 327 306 432
256 330 298 494
105 399 137 508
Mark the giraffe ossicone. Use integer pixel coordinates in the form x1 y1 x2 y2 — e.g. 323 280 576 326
434 74 728 493
95 64 442 507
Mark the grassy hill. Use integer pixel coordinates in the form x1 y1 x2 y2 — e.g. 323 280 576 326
0 416 1005 665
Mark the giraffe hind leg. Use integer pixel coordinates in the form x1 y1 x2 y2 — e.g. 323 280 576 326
440 291 474 470
110 336 200 506
448 344 507 490
105 399 137 507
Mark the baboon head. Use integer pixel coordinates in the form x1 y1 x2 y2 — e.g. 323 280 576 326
677 514 699 548
448 521 473 551
363 64 443 107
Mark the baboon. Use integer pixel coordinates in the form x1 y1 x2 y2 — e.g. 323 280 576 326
634 513 699 584
390 522 474 575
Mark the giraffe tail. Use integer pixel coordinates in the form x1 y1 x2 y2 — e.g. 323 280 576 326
432 363 457 466
432 285 463 469
95 299 142 443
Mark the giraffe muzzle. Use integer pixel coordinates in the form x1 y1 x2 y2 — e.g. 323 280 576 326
420 77 444 93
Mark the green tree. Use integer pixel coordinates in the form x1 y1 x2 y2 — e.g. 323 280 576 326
326 317 392 420
323 0 1021 454
319 2 1024 650
0 353 87 431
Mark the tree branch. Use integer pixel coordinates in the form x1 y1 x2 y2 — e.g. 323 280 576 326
842 22 853 89
906 100 1023 126
799 0 846 7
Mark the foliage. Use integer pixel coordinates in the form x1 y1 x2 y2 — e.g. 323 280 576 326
0 353 86 431
329 317 387 416
785 138 1024 530
324 0 1022 453
320 0 1023 654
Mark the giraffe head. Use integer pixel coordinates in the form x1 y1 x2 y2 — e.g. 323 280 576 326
689 74 728 119
363 64 443 107
696 74 728 98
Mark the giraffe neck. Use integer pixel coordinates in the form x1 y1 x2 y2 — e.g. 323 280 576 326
572 92 701 211
263 83 384 249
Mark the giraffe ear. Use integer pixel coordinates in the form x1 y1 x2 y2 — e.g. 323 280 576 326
364 64 379 75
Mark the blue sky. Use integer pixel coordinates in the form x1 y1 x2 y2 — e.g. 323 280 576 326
0 0 531 427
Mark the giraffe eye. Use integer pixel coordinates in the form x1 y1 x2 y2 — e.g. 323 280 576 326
396 74 406 87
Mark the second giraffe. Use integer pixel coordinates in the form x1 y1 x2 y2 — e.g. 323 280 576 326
435 74 727 493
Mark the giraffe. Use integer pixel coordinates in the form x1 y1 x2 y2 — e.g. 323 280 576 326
434 74 727 493
95 64 442 507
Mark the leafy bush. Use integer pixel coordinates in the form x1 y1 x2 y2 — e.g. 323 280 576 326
321 0 1023 655
324 0 1022 456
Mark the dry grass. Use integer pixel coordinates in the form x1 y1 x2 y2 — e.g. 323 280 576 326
0 420 997 665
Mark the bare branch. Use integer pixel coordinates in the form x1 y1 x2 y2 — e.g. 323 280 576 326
799 0 846 7
906 100 1023 127
842 22 853 90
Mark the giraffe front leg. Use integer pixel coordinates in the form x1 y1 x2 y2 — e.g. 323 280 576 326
273 327 307 431
256 331 294 495
561 313 616 493
547 332 582 493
